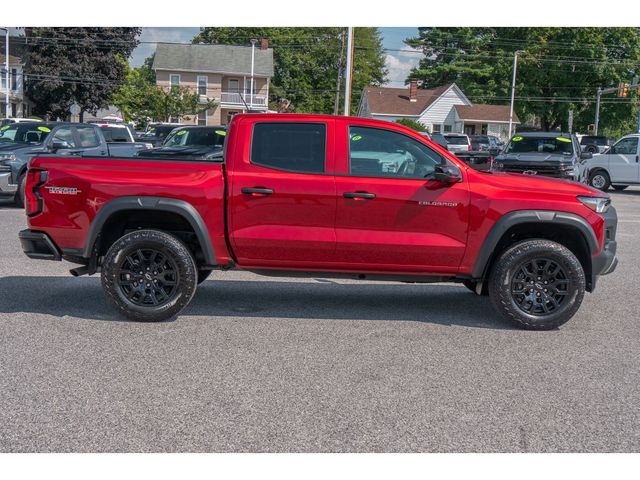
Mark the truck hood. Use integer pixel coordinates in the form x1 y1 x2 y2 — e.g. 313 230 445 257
0 142 43 154
482 170 604 196
497 153 574 163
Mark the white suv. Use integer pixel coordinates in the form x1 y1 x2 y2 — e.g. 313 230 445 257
585 134 640 191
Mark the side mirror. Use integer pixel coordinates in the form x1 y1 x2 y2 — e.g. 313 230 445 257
50 140 71 152
433 165 462 184
580 152 593 160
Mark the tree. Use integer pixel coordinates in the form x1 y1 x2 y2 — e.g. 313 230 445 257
405 28 640 133
24 28 140 120
192 27 386 114
395 118 427 131
113 56 217 127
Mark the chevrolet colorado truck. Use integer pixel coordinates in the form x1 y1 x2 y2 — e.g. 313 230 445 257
18 114 618 330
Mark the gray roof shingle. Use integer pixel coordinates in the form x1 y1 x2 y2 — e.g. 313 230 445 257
152 43 274 77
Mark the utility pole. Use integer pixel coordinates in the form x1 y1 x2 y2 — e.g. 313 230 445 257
249 38 257 111
594 84 620 135
508 50 523 139
334 28 346 116
1 28 9 119
343 27 354 116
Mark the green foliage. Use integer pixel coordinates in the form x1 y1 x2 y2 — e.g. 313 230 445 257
192 27 387 114
395 118 427 131
405 28 640 134
24 28 140 120
113 59 216 127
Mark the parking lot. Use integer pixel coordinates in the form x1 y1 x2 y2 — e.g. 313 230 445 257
0 190 639 453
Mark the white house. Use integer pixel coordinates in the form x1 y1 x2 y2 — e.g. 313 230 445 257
357 82 520 140
0 53 32 118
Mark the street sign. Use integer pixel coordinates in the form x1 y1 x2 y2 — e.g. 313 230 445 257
70 104 80 115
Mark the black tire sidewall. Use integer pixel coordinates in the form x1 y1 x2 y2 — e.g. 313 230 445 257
15 172 26 208
101 230 197 322
489 240 585 330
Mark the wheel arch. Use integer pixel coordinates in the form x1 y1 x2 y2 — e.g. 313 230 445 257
472 210 598 291
83 196 216 267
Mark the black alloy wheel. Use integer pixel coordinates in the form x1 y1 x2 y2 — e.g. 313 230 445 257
510 258 569 316
117 248 179 307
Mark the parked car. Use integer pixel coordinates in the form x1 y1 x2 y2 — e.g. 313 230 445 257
138 123 183 147
584 134 640 191
91 122 153 149
1 117 42 127
470 134 504 156
492 132 590 181
443 133 472 153
136 126 226 161
580 135 611 154
0 122 152 206
19 114 617 330
428 132 449 149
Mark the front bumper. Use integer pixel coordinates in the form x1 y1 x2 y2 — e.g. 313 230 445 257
590 206 618 288
0 171 18 195
19 230 62 261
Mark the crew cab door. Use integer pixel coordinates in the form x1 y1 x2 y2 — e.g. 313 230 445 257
607 136 639 183
227 119 336 267
74 125 108 156
333 124 470 274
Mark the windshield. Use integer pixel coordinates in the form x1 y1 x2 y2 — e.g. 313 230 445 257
163 128 226 148
143 126 179 138
445 136 468 145
505 136 574 155
0 124 51 144
100 126 131 142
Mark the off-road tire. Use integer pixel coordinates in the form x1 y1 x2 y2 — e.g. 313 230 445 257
197 269 212 284
588 170 610 191
585 144 598 154
14 172 26 208
462 279 488 296
612 185 628 191
101 229 197 322
488 239 585 330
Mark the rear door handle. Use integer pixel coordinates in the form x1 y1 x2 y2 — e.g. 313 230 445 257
343 191 376 200
241 187 274 195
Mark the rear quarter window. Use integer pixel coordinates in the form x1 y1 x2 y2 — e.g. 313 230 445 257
251 123 326 174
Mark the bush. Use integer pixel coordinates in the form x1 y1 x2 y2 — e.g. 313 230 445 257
395 118 427 132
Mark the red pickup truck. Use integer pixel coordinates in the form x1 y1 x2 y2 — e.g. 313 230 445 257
18 114 618 330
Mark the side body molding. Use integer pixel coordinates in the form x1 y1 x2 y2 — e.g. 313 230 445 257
472 210 598 279
82 196 216 265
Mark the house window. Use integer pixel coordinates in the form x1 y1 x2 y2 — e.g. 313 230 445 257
170 74 180 89
197 76 208 96
11 69 17 91
432 124 441 133
1 69 6 90
228 79 239 93
443 124 452 133
198 110 207 126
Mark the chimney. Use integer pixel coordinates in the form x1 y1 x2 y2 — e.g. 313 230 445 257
409 81 417 102
261 38 269 50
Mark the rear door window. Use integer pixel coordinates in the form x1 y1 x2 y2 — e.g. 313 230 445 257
51 127 77 148
251 123 326 174
75 126 101 148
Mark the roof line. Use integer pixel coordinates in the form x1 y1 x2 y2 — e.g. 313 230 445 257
153 67 271 77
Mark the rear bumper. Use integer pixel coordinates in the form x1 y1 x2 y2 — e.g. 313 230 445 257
0 171 18 195
19 229 62 261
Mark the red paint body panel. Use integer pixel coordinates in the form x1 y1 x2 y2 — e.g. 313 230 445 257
26 113 608 278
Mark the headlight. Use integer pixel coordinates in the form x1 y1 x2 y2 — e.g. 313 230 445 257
577 196 610 213
0 153 16 162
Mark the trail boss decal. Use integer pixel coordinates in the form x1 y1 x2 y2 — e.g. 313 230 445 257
45 186 82 195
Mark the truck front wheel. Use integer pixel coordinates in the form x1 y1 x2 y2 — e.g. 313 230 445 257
101 229 198 322
488 239 585 330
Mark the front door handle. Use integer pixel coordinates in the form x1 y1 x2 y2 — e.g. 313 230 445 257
241 187 274 196
343 191 376 200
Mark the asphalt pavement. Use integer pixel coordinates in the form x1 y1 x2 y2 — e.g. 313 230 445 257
1 191 639 452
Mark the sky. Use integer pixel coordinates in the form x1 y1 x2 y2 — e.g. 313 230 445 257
130 27 420 87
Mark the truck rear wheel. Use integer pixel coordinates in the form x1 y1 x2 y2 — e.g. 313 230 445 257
101 229 197 322
488 239 585 330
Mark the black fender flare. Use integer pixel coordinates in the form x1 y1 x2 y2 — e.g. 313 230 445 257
82 196 216 265
471 210 598 279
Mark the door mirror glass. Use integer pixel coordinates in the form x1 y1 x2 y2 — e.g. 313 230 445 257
51 140 71 151
580 152 593 160
432 165 461 184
